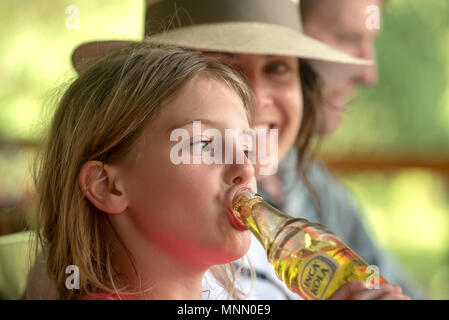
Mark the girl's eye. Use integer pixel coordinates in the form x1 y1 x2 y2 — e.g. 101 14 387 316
191 138 212 150
243 148 256 160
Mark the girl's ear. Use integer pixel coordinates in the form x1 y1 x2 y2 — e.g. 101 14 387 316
79 160 128 214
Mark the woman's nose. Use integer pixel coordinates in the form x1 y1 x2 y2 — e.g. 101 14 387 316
244 70 274 111
254 90 275 111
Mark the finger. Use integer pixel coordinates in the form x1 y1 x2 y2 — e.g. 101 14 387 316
328 281 366 300
379 284 406 296
351 288 389 300
377 291 412 300
352 283 395 300
351 284 410 300
393 285 403 294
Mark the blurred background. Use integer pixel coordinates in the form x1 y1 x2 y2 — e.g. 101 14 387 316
0 0 448 299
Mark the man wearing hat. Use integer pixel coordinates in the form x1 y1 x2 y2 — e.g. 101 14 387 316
25 0 413 300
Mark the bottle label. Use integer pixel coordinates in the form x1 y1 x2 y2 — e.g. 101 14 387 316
299 253 338 300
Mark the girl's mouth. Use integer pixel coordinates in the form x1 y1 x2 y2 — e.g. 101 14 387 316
226 186 254 231
227 208 248 231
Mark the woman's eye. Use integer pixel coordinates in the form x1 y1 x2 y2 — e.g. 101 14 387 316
264 62 290 75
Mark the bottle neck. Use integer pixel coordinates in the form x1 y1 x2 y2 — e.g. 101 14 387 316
232 189 295 252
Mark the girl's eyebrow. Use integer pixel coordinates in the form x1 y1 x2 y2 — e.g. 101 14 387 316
166 118 221 133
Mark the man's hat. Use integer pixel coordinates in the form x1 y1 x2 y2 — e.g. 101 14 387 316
72 0 371 82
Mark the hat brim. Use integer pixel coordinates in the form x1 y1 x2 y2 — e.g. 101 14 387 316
72 22 372 82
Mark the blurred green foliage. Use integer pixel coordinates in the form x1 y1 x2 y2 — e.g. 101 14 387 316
0 0 448 299
0 0 143 140
337 171 449 299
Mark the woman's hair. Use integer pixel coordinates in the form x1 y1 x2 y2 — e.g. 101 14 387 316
33 41 255 300
296 60 323 209
297 60 322 165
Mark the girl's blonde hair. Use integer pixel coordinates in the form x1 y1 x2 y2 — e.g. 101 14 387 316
33 41 255 299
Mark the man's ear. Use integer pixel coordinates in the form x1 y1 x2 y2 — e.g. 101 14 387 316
78 160 128 214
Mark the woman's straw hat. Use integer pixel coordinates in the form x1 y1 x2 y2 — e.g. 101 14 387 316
72 0 371 81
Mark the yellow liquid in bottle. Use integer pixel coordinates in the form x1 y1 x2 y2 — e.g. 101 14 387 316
269 237 387 300
232 192 387 300
233 196 272 250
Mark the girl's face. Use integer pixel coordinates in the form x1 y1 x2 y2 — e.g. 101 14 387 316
117 76 256 269
204 53 303 164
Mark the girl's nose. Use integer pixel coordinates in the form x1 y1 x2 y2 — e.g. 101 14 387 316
229 162 255 186
224 147 255 186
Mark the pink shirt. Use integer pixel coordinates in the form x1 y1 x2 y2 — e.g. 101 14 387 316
84 293 133 300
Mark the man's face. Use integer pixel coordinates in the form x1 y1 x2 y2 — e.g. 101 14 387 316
303 0 381 134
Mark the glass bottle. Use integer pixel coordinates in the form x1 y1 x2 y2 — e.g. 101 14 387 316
232 189 387 300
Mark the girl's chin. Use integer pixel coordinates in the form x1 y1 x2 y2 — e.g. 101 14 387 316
232 231 252 258
219 231 252 263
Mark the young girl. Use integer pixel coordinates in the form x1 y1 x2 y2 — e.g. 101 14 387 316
33 41 258 299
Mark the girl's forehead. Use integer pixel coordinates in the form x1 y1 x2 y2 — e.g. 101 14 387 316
150 77 250 133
